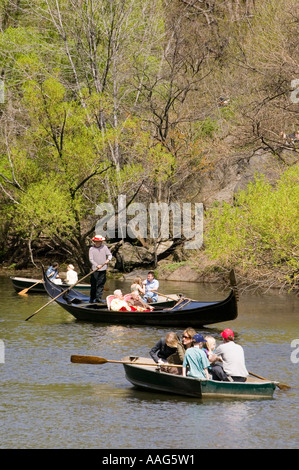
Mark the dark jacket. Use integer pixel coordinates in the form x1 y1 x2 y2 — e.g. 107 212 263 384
149 337 177 363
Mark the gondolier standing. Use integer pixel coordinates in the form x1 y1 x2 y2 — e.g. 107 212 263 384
89 235 112 303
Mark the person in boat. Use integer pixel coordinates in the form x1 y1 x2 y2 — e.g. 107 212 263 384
204 335 223 364
127 290 153 311
143 271 159 303
110 290 132 311
130 277 145 296
210 328 248 383
182 333 210 380
66 264 78 285
149 332 179 365
181 327 197 353
89 235 112 303
165 327 197 374
46 262 60 281
109 289 148 312
175 327 198 363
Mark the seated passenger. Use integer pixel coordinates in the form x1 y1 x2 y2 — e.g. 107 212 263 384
182 334 210 380
149 332 179 364
211 328 248 382
110 290 133 312
143 271 159 303
130 277 145 296
66 264 78 285
127 291 153 311
166 327 197 375
181 327 197 355
46 262 59 281
204 335 223 364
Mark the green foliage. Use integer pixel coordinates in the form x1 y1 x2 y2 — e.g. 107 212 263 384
0 149 41 187
148 144 177 183
194 118 219 139
14 177 76 239
0 0 298 284
205 167 299 283
162 261 187 272
0 26 49 84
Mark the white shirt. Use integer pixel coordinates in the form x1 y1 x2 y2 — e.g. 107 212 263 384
110 298 129 311
214 341 248 377
66 270 78 285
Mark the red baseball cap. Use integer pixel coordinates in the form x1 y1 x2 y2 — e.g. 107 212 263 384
221 328 234 339
92 235 106 241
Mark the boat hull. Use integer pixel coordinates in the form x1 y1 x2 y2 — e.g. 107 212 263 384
123 362 276 399
11 276 90 293
43 270 238 327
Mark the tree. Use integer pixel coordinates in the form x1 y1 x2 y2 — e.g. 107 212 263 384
0 0 298 286
205 166 299 290
0 0 175 269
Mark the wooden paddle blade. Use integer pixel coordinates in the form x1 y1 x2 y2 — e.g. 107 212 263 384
70 355 108 364
276 383 291 390
249 371 291 390
18 289 29 296
19 279 43 295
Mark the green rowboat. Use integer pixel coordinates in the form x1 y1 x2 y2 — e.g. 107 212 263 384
123 357 276 399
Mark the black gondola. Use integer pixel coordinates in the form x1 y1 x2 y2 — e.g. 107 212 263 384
43 269 238 327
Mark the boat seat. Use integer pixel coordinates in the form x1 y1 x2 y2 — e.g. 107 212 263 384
245 376 267 383
65 297 85 305
83 303 107 309
106 295 115 310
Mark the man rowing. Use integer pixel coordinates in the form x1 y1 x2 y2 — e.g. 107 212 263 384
143 271 159 303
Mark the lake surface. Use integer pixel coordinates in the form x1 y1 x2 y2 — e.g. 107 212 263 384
0 274 298 449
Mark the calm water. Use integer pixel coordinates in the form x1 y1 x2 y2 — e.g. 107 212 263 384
0 274 298 449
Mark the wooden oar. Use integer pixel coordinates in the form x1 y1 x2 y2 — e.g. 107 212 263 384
152 291 179 301
25 264 105 321
18 279 43 296
154 291 197 303
249 371 291 390
70 355 183 367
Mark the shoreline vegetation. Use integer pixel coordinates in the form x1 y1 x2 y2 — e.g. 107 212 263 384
2 250 298 296
2 164 298 295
